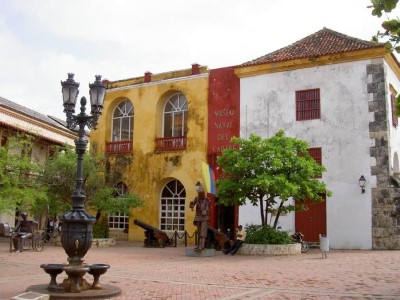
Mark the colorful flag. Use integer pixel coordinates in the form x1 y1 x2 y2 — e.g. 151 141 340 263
201 161 216 194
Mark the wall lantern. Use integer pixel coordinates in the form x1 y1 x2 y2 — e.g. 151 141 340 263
195 181 202 191
359 175 366 194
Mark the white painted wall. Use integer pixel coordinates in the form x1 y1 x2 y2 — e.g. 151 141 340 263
385 60 400 174
239 60 380 249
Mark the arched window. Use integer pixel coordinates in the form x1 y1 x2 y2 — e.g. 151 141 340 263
160 180 186 231
108 182 129 230
163 94 187 137
112 100 134 141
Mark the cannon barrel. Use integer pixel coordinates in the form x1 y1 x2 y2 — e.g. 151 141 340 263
133 219 172 247
134 219 160 232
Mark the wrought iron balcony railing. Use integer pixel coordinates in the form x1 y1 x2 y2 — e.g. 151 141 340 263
155 136 186 152
105 141 132 155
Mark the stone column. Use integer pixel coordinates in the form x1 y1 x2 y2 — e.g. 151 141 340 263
367 61 400 249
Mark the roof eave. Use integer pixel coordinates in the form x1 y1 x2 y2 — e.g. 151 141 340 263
234 47 388 78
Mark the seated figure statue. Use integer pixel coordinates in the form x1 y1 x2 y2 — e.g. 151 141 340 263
12 212 36 252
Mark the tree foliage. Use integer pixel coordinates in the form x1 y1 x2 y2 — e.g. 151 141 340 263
216 131 332 228
370 1 400 115
1 134 142 220
40 146 142 219
370 0 400 52
0 134 48 214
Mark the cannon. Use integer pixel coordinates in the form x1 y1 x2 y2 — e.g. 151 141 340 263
205 226 231 250
134 219 173 247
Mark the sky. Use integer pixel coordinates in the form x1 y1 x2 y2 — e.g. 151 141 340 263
0 0 398 120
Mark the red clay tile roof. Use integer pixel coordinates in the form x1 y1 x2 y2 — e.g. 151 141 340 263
238 28 384 67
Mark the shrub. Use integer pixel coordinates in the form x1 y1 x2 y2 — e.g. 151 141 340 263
93 216 109 238
245 224 292 244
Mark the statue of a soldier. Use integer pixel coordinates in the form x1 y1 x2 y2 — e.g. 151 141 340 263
190 185 210 250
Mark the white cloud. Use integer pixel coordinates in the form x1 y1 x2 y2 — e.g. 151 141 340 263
0 0 397 119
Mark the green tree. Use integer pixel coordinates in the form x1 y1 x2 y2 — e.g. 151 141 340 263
370 0 400 52
40 146 142 221
0 134 48 214
216 131 332 228
370 1 400 115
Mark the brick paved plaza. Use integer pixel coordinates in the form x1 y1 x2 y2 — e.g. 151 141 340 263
0 240 399 300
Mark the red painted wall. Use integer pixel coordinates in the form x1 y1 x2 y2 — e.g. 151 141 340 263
207 67 240 228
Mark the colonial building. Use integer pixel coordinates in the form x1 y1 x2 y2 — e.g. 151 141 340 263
234 28 400 249
90 65 210 242
0 96 77 225
207 67 240 234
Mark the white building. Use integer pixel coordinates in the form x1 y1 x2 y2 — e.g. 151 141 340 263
234 28 400 250
0 96 77 226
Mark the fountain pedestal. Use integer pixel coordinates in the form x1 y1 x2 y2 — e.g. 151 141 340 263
40 264 64 291
62 266 89 293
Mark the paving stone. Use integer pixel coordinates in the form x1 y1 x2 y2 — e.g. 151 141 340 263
0 240 399 299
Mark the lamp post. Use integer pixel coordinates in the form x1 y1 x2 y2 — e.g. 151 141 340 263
60 73 105 267
58 73 105 293
29 74 120 296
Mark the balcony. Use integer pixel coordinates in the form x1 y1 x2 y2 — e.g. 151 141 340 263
155 136 186 152
106 141 132 155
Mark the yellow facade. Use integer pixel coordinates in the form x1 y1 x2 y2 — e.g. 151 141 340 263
90 66 209 243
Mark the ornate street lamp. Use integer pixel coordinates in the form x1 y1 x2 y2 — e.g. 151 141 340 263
29 74 120 297
59 73 105 268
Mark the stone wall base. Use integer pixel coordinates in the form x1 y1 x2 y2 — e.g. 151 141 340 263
238 243 301 256
109 230 128 241
91 238 116 247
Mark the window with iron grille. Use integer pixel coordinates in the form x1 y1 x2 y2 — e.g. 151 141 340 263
108 182 129 230
308 147 321 164
296 88 320 121
391 93 398 127
160 180 186 231
308 147 322 178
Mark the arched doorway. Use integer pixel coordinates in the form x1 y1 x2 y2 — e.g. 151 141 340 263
160 179 186 232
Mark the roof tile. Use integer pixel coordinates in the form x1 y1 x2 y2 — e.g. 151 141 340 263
0 96 69 131
238 27 384 67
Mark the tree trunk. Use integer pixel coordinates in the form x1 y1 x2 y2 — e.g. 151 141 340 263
95 209 102 224
259 196 265 225
264 198 269 225
272 200 284 229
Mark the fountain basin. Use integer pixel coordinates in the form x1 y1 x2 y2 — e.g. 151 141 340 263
40 264 64 291
88 264 110 289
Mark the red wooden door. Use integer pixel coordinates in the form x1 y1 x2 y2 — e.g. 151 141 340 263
295 197 326 242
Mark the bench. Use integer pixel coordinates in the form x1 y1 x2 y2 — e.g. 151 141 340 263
9 221 44 252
